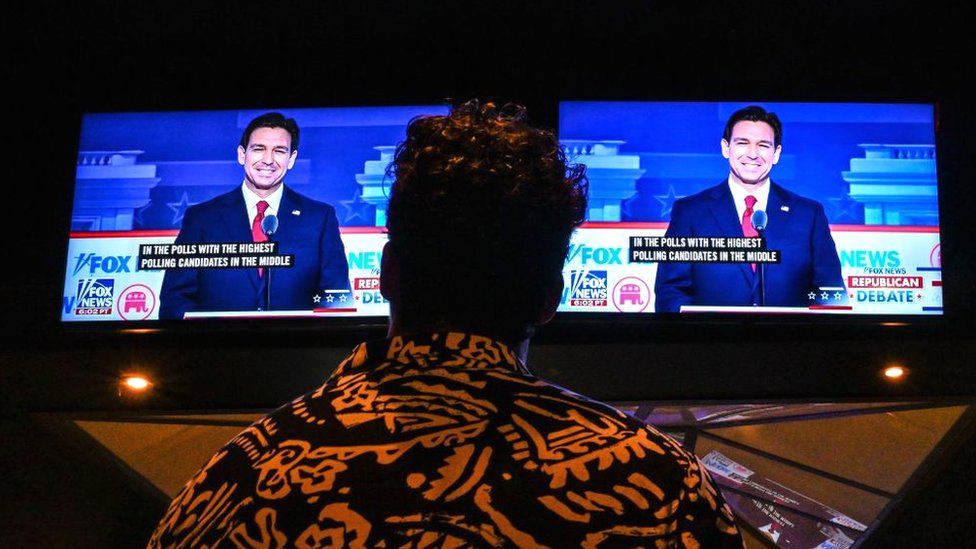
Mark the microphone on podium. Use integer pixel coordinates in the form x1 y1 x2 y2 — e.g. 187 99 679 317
751 209 768 233
261 214 279 238
751 210 767 306
261 215 278 310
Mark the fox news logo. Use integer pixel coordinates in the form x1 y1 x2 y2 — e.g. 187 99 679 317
75 278 115 315
72 253 133 276
568 270 608 307
839 249 905 274
566 245 623 265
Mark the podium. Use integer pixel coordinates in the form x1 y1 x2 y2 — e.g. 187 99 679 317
183 309 357 319
680 305 854 315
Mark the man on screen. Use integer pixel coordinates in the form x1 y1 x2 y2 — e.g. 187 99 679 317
654 105 844 312
159 112 350 319
150 101 742 547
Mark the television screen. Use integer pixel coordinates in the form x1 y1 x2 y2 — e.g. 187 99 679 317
556 101 942 316
62 105 447 322
61 101 943 323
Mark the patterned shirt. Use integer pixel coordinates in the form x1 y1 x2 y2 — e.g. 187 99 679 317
149 332 742 548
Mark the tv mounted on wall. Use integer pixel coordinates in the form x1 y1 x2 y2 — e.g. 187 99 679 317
556 101 941 317
60 101 942 324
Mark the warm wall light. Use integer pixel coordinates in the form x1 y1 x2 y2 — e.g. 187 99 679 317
883 366 907 380
120 375 153 392
125 376 150 390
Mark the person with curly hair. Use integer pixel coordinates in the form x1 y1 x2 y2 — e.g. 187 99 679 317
150 101 742 548
382 101 588 345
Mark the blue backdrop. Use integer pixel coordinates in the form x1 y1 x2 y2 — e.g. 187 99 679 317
72 105 449 230
559 102 938 225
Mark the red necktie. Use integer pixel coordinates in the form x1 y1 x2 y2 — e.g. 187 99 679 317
741 195 758 272
252 200 269 277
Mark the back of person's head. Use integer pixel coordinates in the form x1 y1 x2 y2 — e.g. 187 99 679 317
723 105 782 147
384 100 588 340
239 112 301 150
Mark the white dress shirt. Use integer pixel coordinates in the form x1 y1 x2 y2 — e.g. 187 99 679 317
728 175 771 227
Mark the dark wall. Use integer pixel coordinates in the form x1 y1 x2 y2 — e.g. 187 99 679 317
7 0 975 402
4 2 976 544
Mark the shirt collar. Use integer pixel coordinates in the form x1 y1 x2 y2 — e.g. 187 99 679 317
329 332 530 382
241 181 284 215
727 175 771 220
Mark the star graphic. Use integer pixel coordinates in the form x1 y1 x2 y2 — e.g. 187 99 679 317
167 192 194 226
339 293 348 302
313 294 321 303
620 192 641 220
828 193 862 222
808 292 817 300
134 201 153 228
326 294 335 303
655 185 682 220
339 190 373 225
834 292 843 301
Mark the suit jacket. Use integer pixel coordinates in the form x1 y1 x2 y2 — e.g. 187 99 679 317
160 186 350 319
654 181 844 312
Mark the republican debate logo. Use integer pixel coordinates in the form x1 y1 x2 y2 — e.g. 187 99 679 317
612 276 650 313
930 243 941 268
117 284 157 321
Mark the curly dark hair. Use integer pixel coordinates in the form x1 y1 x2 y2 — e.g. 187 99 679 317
386 100 588 338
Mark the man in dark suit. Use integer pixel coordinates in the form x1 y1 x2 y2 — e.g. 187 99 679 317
160 112 349 319
654 105 844 312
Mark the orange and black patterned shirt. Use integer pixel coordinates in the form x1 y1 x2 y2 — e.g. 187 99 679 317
149 333 742 548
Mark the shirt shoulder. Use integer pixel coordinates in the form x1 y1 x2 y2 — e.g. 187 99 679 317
150 335 742 547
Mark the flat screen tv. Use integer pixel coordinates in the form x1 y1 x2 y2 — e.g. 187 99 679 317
557 101 941 317
60 101 942 323
62 105 447 322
